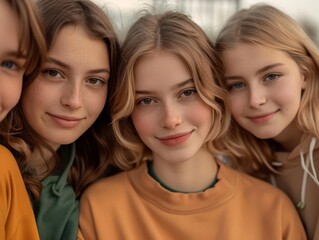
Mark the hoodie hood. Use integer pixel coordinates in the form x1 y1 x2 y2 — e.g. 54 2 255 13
273 134 319 167
271 133 319 239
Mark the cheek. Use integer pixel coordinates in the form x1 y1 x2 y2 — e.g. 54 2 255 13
1 77 23 110
7 85 22 110
131 110 154 138
21 81 50 114
190 103 212 124
272 86 302 108
228 94 244 118
87 92 107 119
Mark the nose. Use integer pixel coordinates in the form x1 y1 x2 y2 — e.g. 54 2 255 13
249 85 267 108
162 102 182 129
60 81 82 110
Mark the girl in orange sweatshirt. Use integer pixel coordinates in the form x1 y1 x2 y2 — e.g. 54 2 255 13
216 4 319 239
78 11 306 240
0 0 46 239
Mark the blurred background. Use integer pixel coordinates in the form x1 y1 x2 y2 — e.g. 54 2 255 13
96 0 319 45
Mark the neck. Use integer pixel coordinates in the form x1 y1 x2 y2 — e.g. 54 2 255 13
29 146 57 179
152 148 218 192
273 120 303 152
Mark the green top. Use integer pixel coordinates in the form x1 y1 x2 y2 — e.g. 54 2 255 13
32 143 79 240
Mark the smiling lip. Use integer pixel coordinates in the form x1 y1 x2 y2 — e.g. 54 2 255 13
247 111 278 124
157 131 193 146
48 113 84 128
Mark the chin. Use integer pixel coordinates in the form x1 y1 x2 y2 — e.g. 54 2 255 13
252 131 277 140
48 136 80 146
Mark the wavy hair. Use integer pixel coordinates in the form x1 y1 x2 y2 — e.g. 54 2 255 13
111 11 231 170
0 0 46 156
0 0 120 199
215 4 319 173
5 0 46 75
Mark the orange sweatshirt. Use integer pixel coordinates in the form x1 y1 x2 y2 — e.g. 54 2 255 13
272 134 319 239
0 145 39 240
78 161 306 240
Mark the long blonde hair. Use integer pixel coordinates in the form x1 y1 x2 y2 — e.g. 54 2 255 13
215 4 319 173
111 11 231 170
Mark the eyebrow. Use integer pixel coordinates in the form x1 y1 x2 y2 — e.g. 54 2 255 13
46 57 110 74
135 78 193 94
225 63 284 80
4 51 27 59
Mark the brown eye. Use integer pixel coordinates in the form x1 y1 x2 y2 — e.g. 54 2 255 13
44 69 60 77
87 78 105 86
181 89 197 97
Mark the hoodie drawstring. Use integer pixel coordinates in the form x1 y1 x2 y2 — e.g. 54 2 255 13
298 137 319 209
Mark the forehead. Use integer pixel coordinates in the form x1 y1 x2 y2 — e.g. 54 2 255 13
134 50 191 90
47 25 110 69
0 1 19 55
222 43 297 74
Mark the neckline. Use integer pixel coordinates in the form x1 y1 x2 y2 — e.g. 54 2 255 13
146 160 219 193
128 161 237 213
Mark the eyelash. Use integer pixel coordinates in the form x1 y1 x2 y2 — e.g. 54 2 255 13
180 88 197 98
43 69 64 78
136 97 154 105
264 73 280 81
86 78 106 86
227 82 245 91
227 73 281 91
1 60 20 71
136 88 198 105
42 68 106 86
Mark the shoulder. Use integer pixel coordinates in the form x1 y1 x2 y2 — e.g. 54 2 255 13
81 171 130 203
220 162 292 204
0 145 20 176
237 167 283 193
222 164 302 224
0 145 15 160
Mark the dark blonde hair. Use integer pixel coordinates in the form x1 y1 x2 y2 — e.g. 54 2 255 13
0 0 120 199
216 4 319 173
111 11 230 170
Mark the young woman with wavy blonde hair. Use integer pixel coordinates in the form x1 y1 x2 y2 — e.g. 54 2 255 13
216 4 319 239
78 10 306 239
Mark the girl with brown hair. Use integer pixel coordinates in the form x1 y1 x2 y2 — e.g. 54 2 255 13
0 0 120 239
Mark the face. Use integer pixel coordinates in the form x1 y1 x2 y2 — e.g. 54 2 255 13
0 1 26 121
222 43 306 145
21 25 110 150
131 50 212 166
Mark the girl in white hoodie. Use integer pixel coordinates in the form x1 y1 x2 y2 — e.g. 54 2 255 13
216 4 319 239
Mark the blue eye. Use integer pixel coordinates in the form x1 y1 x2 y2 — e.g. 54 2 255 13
229 82 245 90
265 74 279 81
1 61 18 70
